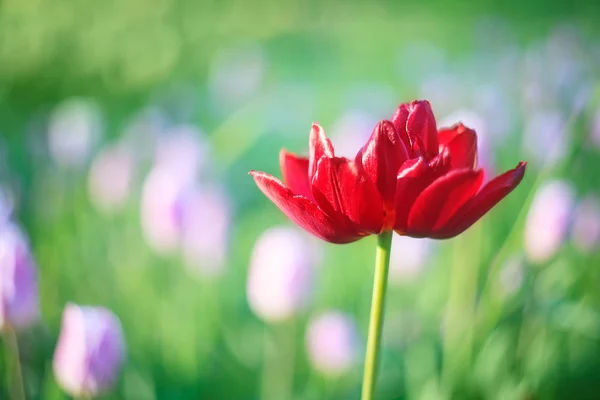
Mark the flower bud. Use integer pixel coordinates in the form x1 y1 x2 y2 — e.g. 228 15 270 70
306 311 359 376
0 224 39 330
247 227 317 323
53 304 126 397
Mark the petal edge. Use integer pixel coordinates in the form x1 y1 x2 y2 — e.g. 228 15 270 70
433 162 527 238
280 150 313 200
250 171 361 244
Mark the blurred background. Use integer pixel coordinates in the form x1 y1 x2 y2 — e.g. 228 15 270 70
1 0 600 398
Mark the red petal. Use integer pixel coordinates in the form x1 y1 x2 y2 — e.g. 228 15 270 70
393 155 452 232
280 150 313 200
308 123 334 181
250 171 362 243
357 120 409 209
406 169 484 236
311 157 383 234
438 123 478 169
390 106 413 151
406 100 439 160
433 162 527 238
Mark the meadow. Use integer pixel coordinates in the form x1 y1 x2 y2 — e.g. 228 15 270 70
0 1 599 399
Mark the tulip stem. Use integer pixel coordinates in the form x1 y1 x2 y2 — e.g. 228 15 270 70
4 326 26 400
260 322 295 400
361 231 393 400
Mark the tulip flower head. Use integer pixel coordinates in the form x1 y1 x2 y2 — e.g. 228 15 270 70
0 224 39 330
250 100 526 243
53 304 126 397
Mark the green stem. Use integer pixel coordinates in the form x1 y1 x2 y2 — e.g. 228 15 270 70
260 322 295 400
4 326 26 400
361 231 393 400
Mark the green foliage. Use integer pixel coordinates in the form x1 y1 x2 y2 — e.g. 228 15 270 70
0 1 599 399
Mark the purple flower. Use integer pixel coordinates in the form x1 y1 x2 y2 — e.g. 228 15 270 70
247 227 317 322
571 196 600 253
140 166 188 255
179 185 231 278
87 144 135 214
53 304 126 397
0 224 39 330
305 311 359 376
524 180 575 263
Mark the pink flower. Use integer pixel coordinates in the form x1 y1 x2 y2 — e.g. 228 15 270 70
306 311 360 376
88 144 135 214
53 304 126 397
247 227 317 322
524 180 575 263
140 166 187 255
179 186 231 278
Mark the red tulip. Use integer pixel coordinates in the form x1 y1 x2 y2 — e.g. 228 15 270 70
250 100 526 244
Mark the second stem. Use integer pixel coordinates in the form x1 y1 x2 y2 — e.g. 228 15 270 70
361 231 393 400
